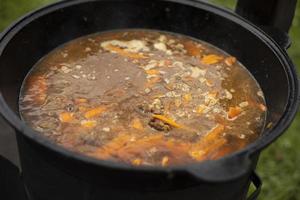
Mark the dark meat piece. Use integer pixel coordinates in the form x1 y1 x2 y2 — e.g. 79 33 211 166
149 118 171 132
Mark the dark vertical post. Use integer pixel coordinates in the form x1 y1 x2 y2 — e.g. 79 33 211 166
236 0 297 32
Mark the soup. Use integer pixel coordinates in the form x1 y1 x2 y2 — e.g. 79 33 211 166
19 30 266 167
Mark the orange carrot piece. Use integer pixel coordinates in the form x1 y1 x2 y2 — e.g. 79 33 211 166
84 106 107 119
227 106 243 119
202 124 225 144
189 124 226 161
258 104 267 112
59 112 75 123
130 118 144 130
81 120 97 128
196 105 207 114
106 45 147 59
78 106 88 112
152 114 183 129
189 138 227 161
224 56 237 66
145 69 160 75
161 156 169 167
183 93 193 103
75 98 88 104
184 41 203 57
132 158 143 166
205 79 214 87
202 54 223 65
152 114 197 133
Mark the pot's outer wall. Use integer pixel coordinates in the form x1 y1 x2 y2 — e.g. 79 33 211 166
0 0 298 200
18 135 253 200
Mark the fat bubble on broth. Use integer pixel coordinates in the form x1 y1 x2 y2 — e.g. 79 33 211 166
19 30 267 167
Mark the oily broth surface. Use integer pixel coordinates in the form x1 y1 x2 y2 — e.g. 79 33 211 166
19 30 266 167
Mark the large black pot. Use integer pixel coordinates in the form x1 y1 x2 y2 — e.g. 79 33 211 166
0 0 299 200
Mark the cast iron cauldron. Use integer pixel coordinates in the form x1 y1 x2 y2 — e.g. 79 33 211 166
0 0 299 200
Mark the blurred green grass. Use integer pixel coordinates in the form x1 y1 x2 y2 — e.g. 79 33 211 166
1 0 300 199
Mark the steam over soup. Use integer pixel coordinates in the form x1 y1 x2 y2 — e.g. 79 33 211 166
19 30 267 167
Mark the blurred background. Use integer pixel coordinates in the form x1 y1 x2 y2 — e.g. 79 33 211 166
0 0 299 199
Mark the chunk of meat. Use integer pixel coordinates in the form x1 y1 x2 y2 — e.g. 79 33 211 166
149 118 171 132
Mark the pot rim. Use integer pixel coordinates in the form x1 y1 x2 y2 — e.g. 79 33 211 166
0 0 298 176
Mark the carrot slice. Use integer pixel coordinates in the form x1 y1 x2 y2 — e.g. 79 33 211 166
84 106 107 119
75 98 88 104
183 93 193 103
161 156 169 167
152 114 183 129
78 106 88 112
81 120 97 128
201 124 225 144
105 45 147 59
227 106 243 119
189 124 226 161
224 56 237 66
191 124 225 147
202 54 223 65
189 138 227 161
59 112 75 123
145 69 160 75
132 158 143 166
196 104 207 114
152 114 197 133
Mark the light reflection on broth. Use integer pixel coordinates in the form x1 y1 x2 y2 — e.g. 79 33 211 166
19 30 267 167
